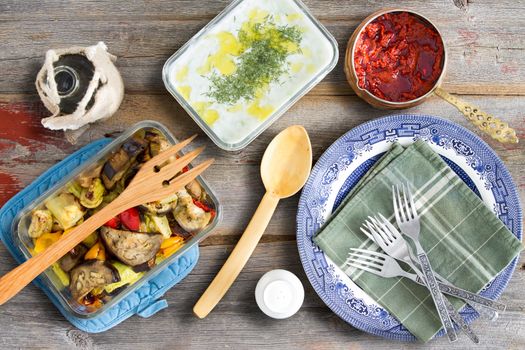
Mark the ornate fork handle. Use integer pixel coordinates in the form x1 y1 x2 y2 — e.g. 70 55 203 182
409 258 480 343
414 275 506 313
443 296 479 344
416 248 458 342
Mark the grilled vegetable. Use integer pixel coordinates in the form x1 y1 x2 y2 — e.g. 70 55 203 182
96 261 144 295
28 209 53 238
192 199 216 218
99 226 162 266
78 164 103 188
33 231 62 254
119 207 140 231
67 181 83 199
45 193 84 230
59 244 88 272
185 180 203 200
80 178 105 208
148 133 171 157
69 261 120 301
82 231 99 248
140 193 178 216
149 214 172 239
131 258 156 273
160 235 184 258
140 202 172 216
101 137 147 189
84 241 106 261
173 190 211 232
104 216 120 229
52 263 70 287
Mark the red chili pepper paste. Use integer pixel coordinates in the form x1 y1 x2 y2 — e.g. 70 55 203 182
353 12 444 102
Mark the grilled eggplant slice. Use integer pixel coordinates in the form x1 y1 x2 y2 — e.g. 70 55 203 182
69 260 120 301
59 244 88 272
101 136 147 189
100 226 162 266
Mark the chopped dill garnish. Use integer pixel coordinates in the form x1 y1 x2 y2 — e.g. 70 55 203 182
206 17 302 105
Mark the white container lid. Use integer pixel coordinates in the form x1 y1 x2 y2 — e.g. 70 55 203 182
255 269 304 319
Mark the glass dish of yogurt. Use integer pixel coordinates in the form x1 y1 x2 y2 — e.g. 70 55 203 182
163 0 338 151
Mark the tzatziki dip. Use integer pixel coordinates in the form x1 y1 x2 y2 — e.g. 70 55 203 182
163 0 337 150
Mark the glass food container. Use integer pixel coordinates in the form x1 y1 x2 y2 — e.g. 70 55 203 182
162 0 338 151
12 120 221 318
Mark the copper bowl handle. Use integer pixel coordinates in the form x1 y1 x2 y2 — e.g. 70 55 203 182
434 88 518 144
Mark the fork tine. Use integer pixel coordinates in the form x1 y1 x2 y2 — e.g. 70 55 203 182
369 216 394 243
348 252 384 264
359 224 375 242
393 185 404 223
348 257 384 270
367 221 390 249
350 247 388 260
167 158 214 187
377 213 399 242
398 184 408 222
368 225 388 249
347 262 381 274
348 251 384 264
144 134 198 170
406 184 418 219
401 183 411 220
365 220 383 242
377 213 402 239
149 159 214 201
127 158 214 208
158 146 205 177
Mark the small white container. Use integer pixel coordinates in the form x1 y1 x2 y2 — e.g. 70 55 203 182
255 269 304 319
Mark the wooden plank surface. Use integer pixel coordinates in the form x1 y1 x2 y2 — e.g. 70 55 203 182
1 1 524 95
0 0 524 349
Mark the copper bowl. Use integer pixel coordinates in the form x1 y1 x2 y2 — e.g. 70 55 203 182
344 8 447 109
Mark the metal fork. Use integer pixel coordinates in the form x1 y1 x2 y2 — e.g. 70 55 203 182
393 183 457 342
345 248 478 343
362 215 504 317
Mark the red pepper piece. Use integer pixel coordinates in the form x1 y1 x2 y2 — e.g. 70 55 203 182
119 207 140 231
192 199 216 219
104 216 120 229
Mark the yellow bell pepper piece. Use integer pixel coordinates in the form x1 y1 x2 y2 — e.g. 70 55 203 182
160 236 184 249
33 232 62 255
161 236 185 258
84 241 106 261
162 243 184 258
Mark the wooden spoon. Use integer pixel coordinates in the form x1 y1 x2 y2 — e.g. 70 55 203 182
193 125 312 318
0 135 214 305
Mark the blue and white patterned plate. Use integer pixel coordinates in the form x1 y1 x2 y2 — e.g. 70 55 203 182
296 114 522 341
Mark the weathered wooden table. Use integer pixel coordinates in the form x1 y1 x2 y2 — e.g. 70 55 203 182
0 1 524 349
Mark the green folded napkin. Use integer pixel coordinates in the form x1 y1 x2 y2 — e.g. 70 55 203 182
313 140 522 342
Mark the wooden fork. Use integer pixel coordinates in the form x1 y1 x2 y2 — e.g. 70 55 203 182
0 135 213 305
